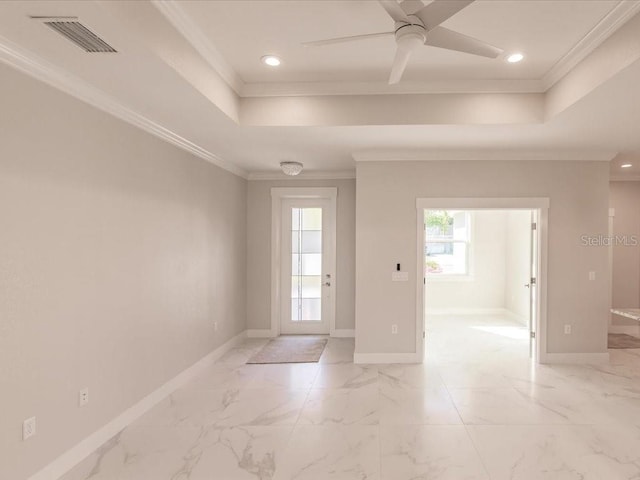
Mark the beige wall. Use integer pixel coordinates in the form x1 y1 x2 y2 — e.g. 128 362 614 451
505 210 534 323
356 161 610 356
247 179 356 331
0 65 247 479
609 181 640 326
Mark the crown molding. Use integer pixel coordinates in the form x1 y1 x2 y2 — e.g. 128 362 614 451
542 0 640 90
0 34 248 179
248 170 356 181
352 150 618 162
610 174 640 181
151 0 244 95
242 78 545 97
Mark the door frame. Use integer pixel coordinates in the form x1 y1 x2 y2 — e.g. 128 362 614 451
416 197 550 363
271 187 337 337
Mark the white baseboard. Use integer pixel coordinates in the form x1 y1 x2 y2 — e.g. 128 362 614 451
28 331 247 480
504 309 528 326
332 329 355 338
247 329 355 338
354 352 421 364
425 308 508 316
540 352 610 364
609 325 640 335
246 329 275 338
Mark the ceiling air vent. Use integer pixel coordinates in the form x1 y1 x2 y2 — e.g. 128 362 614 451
44 21 117 53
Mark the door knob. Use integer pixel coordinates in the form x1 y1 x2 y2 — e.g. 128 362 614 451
324 282 331 287
524 284 530 288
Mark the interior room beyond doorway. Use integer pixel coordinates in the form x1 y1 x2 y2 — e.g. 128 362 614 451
424 209 537 362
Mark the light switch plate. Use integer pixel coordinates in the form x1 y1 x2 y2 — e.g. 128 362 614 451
23 417 36 440
392 272 409 282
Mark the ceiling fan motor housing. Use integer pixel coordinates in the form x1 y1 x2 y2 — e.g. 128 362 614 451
395 23 427 44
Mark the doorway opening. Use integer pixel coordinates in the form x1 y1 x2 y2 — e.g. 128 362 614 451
416 198 548 363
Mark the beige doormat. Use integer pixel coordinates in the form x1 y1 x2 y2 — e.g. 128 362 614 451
608 333 640 349
247 336 328 364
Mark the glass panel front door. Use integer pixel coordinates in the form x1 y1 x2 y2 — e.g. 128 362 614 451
291 207 322 322
280 199 332 334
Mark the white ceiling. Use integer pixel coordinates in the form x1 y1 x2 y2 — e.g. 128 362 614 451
0 0 639 179
181 0 617 83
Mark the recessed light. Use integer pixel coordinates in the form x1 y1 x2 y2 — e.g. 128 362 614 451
506 53 524 63
621 163 633 168
261 55 281 67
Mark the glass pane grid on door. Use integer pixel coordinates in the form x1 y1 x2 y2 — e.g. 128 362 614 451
291 208 322 322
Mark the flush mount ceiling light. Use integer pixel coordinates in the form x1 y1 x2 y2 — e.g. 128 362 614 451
261 55 281 67
280 161 303 176
621 163 633 168
506 52 524 63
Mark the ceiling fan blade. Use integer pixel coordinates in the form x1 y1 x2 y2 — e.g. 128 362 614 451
414 0 474 30
399 0 425 15
389 35 422 84
425 26 503 58
378 0 410 23
303 31 394 47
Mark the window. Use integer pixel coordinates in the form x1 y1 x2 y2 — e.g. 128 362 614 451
290 207 322 321
425 210 471 276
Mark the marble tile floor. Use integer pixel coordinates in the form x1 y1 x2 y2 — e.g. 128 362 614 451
61 314 640 480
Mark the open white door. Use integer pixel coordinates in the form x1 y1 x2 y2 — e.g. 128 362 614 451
528 210 539 358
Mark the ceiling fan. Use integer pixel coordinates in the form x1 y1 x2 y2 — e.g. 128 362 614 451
303 0 504 84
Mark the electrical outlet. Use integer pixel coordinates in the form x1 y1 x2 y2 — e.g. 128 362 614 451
214 321 218 332
588 271 596 281
564 324 572 334
391 324 398 334
23 417 36 440
79 388 89 407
